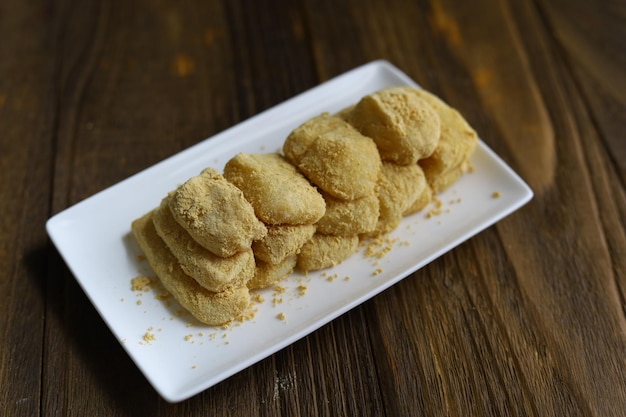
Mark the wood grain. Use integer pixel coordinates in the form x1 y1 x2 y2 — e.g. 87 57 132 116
1 0 624 415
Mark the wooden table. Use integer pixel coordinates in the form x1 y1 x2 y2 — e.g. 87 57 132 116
2 0 624 415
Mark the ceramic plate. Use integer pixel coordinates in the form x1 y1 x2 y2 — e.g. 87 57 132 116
46 60 533 402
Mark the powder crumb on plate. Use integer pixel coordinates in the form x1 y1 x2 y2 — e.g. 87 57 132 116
492 191 502 198
297 284 308 296
251 293 265 303
326 273 338 282
131 275 151 291
143 332 156 343
373 268 383 276
276 312 286 321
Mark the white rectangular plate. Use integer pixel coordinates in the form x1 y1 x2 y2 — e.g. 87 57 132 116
46 60 533 402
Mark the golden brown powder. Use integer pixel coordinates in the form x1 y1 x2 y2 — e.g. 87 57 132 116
131 275 151 291
297 284 308 296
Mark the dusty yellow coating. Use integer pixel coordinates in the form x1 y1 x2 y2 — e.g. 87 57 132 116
252 224 316 265
315 192 379 236
367 162 427 236
413 89 478 193
348 87 441 165
224 153 326 225
131 212 250 326
284 113 381 200
248 255 297 290
168 168 267 257
296 233 359 272
153 196 255 292
403 181 433 216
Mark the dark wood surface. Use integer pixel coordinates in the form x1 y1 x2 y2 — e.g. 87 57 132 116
2 0 625 415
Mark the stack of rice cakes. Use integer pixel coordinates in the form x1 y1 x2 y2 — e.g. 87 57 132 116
132 86 478 326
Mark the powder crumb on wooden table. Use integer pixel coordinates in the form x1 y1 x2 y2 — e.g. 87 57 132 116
131 275 151 291
276 312 286 321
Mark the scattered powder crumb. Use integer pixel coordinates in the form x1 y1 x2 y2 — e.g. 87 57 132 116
274 285 287 294
276 312 286 321
185 334 193 342
492 191 502 198
373 268 383 276
120 298 124 302
143 332 156 344
136 300 142 306
426 197 444 218
131 276 151 291
326 273 338 282
297 285 308 296
236 304 258 322
198 332 204 337
251 293 265 303
344 276 351 281
273 296 284 306
192 365 197 369
364 235 398 260
209 333 217 341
